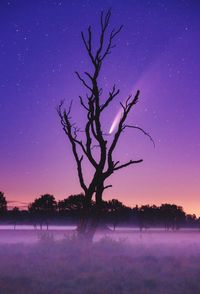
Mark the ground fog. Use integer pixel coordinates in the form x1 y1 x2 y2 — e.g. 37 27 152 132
0 228 200 293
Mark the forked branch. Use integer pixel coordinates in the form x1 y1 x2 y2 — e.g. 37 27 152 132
57 102 87 193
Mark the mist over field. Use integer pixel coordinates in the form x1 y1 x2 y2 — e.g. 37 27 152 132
1 228 200 293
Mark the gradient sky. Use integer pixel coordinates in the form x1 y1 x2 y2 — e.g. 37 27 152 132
0 0 200 215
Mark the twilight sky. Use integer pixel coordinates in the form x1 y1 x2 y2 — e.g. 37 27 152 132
0 0 200 215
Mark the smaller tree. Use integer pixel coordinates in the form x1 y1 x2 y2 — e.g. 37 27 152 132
29 194 57 230
107 199 130 230
0 191 7 214
58 194 85 214
185 214 197 228
160 204 186 230
138 205 160 230
11 207 20 230
58 194 88 224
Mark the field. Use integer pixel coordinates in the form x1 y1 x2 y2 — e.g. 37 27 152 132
0 227 200 293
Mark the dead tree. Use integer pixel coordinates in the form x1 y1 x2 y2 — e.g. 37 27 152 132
58 10 153 240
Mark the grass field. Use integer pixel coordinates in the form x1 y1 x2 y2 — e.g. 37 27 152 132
0 228 200 293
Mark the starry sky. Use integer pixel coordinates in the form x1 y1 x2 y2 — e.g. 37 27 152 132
0 0 200 215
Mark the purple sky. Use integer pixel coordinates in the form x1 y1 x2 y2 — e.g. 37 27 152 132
0 0 200 215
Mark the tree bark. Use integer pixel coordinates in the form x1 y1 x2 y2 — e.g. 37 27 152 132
76 183 104 241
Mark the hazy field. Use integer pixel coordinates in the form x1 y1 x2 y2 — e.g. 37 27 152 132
0 227 200 293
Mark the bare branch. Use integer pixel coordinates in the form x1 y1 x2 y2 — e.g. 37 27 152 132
57 101 88 193
91 144 100 150
81 27 96 66
123 125 155 147
95 9 111 62
99 25 123 61
113 161 120 167
84 71 93 81
120 102 126 111
114 159 143 171
125 94 133 108
79 96 89 111
100 85 120 111
103 184 112 190
75 71 93 92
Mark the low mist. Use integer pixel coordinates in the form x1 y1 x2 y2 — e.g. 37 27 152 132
0 227 200 293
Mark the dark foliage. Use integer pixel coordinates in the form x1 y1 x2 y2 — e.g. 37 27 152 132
0 191 7 214
0 191 200 230
28 194 57 229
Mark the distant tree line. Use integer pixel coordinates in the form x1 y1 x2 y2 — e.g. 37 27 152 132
0 191 199 230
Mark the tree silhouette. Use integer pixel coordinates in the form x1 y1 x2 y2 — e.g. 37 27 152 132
10 207 20 230
159 204 186 230
138 205 160 230
58 10 153 239
0 191 7 214
58 194 85 214
58 194 89 224
107 199 130 230
0 189 195 229
186 214 197 228
28 194 57 230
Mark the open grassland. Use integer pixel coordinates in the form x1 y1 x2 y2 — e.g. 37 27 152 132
0 229 200 293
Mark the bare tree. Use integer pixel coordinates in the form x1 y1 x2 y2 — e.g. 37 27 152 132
58 9 153 240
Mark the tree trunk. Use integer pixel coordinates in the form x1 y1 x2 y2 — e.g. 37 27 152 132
76 186 103 241
76 194 93 240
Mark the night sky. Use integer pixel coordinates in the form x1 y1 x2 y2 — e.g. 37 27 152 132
1 0 200 215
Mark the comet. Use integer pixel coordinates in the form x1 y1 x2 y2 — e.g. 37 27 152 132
109 109 123 134
108 46 166 135
109 84 141 134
